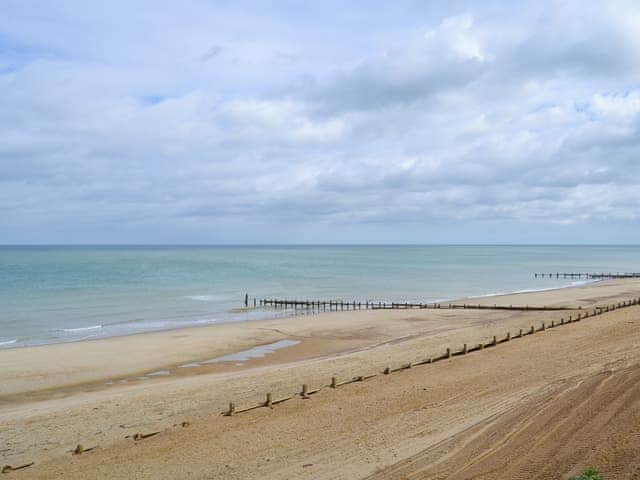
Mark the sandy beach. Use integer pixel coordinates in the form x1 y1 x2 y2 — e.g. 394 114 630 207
1 278 640 479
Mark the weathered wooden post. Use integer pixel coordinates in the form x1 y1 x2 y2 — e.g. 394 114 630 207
506 332 511 341
518 328 523 337
301 384 309 398
266 393 273 408
446 348 451 359
541 322 545 331
331 376 337 388
384 367 391 375
492 335 497 346
530 326 535 334
463 343 468 354
227 402 236 416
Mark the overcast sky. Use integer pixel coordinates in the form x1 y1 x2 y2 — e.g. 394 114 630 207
1 1 639 244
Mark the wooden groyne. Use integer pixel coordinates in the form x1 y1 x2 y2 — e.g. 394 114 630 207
223 297 640 417
242 271 640 312
534 272 640 279
18 296 640 475
257 298 572 312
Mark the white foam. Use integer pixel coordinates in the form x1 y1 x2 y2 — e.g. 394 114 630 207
62 324 102 333
467 278 601 299
0 339 17 346
184 295 223 302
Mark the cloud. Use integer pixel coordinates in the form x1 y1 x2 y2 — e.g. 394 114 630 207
1 0 640 243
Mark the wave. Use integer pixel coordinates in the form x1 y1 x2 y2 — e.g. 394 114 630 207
468 278 601 299
184 294 227 302
62 324 103 333
0 339 17 346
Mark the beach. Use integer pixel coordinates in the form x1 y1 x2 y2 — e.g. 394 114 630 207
1 278 640 478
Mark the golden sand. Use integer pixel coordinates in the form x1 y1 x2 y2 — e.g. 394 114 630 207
1 278 639 479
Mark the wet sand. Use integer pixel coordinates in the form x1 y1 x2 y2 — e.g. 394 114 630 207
1 278 640 479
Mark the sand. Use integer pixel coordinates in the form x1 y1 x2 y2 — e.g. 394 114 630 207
1 278 640 479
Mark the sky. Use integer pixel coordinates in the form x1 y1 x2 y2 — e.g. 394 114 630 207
1 0 640 244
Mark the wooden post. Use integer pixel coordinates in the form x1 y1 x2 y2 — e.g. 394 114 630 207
492 336 497 346
446 348 451 359
519 328 523 337
301 384 309 398
506 332 511 341
541 322 545 331
244 294 248 307
227 402 235 416
530 326 535 334
384 367 391 375
463 343 468 354
331 376 337 388
266 393 273 408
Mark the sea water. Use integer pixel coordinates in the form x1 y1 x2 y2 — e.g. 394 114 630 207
1 245 639 348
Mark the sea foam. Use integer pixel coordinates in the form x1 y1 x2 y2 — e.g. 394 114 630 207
62 324 103 333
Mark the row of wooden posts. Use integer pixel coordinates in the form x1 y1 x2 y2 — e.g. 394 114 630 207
534 272 640 279
225 296 640 417
247 296 573 312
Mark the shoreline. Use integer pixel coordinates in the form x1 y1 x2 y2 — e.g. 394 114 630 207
2 276 640 479
0 277 604 351
1 277 636 401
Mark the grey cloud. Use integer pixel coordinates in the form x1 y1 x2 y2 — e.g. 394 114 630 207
2 1 640 242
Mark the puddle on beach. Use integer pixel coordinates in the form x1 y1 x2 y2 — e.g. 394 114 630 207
179 339 301 368
104 339 301 386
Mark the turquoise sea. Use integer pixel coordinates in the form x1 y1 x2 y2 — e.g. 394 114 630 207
1 245 639 348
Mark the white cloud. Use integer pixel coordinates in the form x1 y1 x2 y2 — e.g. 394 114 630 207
1 0 640 243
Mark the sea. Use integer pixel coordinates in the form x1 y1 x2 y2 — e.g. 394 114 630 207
1 245 639 348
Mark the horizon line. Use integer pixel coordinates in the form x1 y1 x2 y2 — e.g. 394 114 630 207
2 243 640 247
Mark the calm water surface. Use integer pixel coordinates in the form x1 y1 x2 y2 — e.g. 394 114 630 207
1 245 639 347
